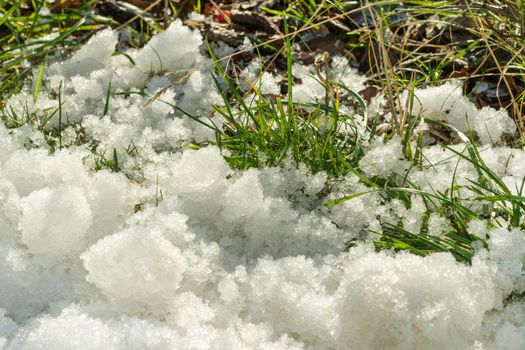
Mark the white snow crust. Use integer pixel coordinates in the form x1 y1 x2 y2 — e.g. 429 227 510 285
1 21 524 350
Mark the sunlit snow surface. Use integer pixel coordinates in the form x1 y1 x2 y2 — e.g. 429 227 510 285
1 21 524 350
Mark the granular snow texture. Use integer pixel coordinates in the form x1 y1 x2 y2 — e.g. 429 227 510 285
1 21 524 350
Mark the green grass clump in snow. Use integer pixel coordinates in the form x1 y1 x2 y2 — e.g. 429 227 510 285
205 25 366 177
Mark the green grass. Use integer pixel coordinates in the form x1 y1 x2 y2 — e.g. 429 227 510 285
0 0 109 95
202 25 366 177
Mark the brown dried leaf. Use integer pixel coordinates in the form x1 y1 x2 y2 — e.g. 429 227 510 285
359 86 379 105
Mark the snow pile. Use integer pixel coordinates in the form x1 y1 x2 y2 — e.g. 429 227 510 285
337 251 497 350
358 135 409 177
82 229 187 314
0 21 524 350
4 20 222 179
292 56 366 104
408 81 516 144
20 185 93 258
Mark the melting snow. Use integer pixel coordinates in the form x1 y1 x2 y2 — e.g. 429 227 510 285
0 20 524 350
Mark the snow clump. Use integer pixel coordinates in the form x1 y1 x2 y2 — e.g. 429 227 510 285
408 81 516 144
